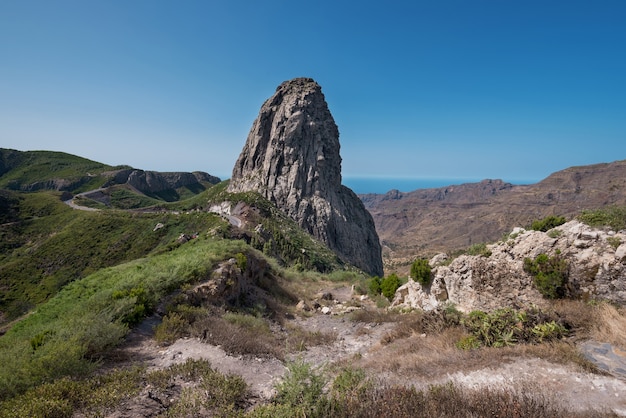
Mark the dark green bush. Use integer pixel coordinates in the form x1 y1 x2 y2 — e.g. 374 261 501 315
530 215 566 232
410 259 432 286
380 274 401 301
523 252 569 299
235 252 247 270
154 312 189 345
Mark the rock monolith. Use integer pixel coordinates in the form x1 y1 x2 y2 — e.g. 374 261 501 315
228 78 383 276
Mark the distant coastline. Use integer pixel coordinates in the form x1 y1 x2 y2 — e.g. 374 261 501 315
344 177 537 195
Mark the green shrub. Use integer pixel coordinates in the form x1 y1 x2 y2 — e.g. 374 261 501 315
455 335 481 350
530 215 567 232
368 276 382 296
410 259 432 286
466 243 492 257
381 273 401 301
523 252 569 299
265 361 329 417
0 367 144 418
222 312 270 334
154 312 189 345
531 321 568 343
459 307 568 349
235 252 247 270
579 206 626 230
331 367 368 401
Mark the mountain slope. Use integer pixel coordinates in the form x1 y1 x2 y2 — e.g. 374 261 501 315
0 148 119 193
363 160 626 267
0 148 221 206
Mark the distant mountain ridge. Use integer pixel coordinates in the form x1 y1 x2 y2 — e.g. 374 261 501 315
362 160 626 267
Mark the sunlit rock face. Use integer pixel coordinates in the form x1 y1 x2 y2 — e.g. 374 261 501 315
228 78 383 276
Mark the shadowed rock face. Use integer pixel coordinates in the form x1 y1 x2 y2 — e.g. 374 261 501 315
228 78 383 276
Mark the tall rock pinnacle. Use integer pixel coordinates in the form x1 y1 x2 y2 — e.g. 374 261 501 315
228 78 383 276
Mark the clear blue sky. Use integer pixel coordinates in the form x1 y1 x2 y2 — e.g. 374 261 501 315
1 1 625 183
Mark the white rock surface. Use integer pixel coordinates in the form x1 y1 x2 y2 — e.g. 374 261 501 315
393 220 626 312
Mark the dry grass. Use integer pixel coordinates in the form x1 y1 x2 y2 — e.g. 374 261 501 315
331 382 617 418
588 302 626 349
551 299 626 349
360 326 471 379
552 299 595 338
348 308 401 324
193 313 284 359
355 303 603 379
284 323 337 352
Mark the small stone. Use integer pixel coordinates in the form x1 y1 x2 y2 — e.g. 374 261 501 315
321 306 332 315
296 300 310 312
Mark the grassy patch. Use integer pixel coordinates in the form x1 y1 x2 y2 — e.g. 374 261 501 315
530 215 567 232
579 206 626 231
0 239 249 400
0 358 248 418
0 149 116 193
0 192 228 322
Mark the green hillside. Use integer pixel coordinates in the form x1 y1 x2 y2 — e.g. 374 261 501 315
0 150 364 408
0 189 231 322
0 152 347 327
0 148 122 193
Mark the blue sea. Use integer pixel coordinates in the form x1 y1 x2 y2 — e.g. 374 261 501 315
343 177 536 195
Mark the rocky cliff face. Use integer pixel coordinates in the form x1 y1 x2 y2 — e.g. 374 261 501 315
107 169 220 194
228 78 383 276
392 220 626 312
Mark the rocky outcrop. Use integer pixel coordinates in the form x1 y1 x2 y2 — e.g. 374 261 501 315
185 252 272 307
227 78 383 276
392 220 626 312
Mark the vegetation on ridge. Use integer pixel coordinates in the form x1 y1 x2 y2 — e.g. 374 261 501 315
524 252 569 299
0 148 120 193
579 205 626 231
0 190 228 321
